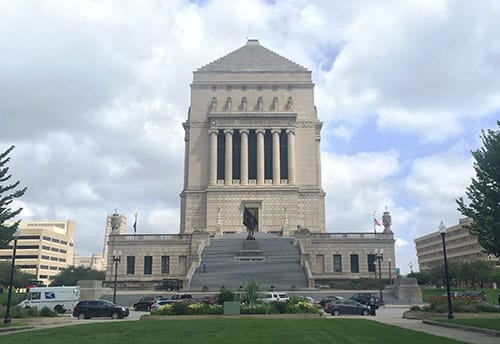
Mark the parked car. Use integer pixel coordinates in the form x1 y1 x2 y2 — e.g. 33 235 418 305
260 292 290 302
319 295 344 308
324 299 371 316
163 294 194 304
134 296 163 311
150 298 172 312
349 293 380 308
73 300 129 320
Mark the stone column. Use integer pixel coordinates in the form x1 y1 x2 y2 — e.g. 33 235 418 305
272 129 281 184
287 129 296 185
209 129 218 186
224 129 233 185
240 129 249 185
256 129 265 185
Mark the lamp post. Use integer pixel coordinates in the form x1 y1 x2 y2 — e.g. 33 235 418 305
4 230 20 324
112 250 121 304
388 258 392 285
374 248 384 305
439 221 454 319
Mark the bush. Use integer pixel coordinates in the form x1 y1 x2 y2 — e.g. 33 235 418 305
171 302 189 315
39 307 57 317
240 303 269 314
151 303 223 316
217 288 235 305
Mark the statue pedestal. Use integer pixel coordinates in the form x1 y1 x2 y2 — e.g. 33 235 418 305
236 240 264 260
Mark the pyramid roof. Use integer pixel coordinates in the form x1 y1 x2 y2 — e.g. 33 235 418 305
197 39 309 73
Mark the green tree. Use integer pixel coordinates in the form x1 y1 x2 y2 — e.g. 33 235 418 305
0 145 27 247
457 121 500 257
428 262 460 287
49 266 105 286
457 260 494 289
0 261 35 288
407 271 431 285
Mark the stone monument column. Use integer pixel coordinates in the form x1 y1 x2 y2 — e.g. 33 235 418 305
224 129 233 185
209 129 218 186
256 129 265 185
240 129 249 185
272 129 281 184
287 129 296 185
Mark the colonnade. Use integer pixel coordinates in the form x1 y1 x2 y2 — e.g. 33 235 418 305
209 128 296 186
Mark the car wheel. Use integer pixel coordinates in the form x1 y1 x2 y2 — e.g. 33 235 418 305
54 305 65 314
362 310 369 316
333 310 340 316
77 313 86 320
111 312 120 320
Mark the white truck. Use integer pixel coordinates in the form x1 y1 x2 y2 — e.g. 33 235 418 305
18 286 80 314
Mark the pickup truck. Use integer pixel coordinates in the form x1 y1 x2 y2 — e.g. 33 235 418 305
260 292 290 302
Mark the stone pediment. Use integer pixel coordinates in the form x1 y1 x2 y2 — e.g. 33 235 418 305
197 39 309 73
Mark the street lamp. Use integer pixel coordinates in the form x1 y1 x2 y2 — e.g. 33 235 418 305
374 248 384 305
4 230 20 324
112 250 122 304
439 221 454 319
388 258 392 285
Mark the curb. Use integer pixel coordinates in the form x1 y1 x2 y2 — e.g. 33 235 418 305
422 319 500 336
0 326 34 333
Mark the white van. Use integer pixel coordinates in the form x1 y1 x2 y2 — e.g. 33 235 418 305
260 292 290 302
18 286 80 314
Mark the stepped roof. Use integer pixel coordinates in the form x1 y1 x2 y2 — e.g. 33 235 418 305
197 39 309 73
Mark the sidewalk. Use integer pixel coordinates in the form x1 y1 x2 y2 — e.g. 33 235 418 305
372 307 500 344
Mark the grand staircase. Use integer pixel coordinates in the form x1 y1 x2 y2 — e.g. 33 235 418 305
189 233 308 290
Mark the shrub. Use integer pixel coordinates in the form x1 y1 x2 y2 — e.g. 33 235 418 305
241 280 260 305
201 286 209 292
171 302 189 315
217 288 235 305
285 301 320 314
39 307 57 317
240 303 269 314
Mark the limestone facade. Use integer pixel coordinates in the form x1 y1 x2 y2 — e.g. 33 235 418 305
104 40 396 289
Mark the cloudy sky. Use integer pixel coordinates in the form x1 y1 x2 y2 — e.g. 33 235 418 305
1 0 499 274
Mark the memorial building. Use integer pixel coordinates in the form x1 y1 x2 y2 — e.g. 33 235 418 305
105 40 396 290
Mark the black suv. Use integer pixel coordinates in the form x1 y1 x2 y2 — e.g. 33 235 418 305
133 296 162 311
73 300 129 320
349 293 380 308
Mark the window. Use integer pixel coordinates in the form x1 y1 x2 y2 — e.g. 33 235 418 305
127 256 135 274
333 255 342 272
161 256 170 274
41 255 50 260
43 236 51 241
42 246 50 251
350 254 359 273
144 256 152 275
367 254 376 273
18 235 40 240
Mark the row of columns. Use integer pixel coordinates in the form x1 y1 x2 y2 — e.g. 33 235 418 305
209 129 296 186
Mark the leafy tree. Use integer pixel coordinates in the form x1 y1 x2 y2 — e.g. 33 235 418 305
0 261 35 288
0 145 27 248
49 266 105 286
428 262 460 287
407 271 431 285
457 121 500 257
457 260 494 289
241 280 261 305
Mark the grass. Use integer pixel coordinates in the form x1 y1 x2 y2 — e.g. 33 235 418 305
0 318 466 344
430 317 500 331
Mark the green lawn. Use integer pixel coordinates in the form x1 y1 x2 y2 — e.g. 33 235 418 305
430 318 500 331
0 318 465 344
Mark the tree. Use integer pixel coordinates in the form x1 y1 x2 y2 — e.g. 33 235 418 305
457 121 500 257
49 266 105 286
457 260 494 289
0 145 27 248
407 271 431 285
0 261 35 288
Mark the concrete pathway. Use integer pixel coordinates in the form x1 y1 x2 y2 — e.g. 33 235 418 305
372 307 499 344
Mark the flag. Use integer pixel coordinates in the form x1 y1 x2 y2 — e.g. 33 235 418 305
243 207 257 229
373 217 381 226
133 213 137 233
